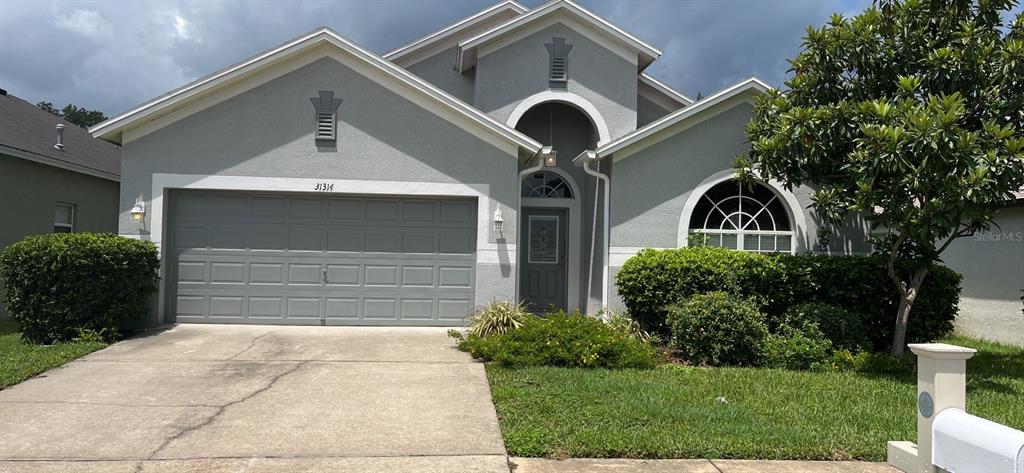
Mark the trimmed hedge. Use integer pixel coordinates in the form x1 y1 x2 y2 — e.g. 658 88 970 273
616 247 961 350
0 233 159 344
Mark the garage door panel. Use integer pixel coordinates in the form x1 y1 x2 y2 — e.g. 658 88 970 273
169 191 477 325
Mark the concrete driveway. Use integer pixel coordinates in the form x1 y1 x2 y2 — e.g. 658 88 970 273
0 325 508 472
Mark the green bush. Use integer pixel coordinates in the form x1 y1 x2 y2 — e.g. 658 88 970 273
463 300 534 338
615 247 961 350
765 322 833 370
0 233 159 344
456 311 661 369
667 292 768 366
780 302 869 351
615 247 779 334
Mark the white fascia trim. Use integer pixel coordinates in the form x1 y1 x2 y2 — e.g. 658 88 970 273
0 145 119 182
457 0 661 72
639 73 693 106
597 77 772 160
676 169 807 254
384 1 528 64
506 90 612 146
90 28 542 154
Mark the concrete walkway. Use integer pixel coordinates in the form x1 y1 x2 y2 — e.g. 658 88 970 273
0 324 508 472
510 458 897 472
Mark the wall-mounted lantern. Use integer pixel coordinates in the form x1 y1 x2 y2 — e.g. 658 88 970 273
493 207 504 233
130 198 146 222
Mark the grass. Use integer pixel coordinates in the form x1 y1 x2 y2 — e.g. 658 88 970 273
0 321 107 389
486 336 1024 461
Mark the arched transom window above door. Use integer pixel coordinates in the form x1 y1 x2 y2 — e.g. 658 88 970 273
522 171 574 198
688 179 793 253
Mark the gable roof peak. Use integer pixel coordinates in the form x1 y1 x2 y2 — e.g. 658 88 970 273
457 0 661 72
89 26 541 155
384 1 528 66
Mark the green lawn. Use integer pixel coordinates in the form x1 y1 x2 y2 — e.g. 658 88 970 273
487 336 1024 461
0 321 107 389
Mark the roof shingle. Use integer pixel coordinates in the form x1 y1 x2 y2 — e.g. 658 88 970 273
0 92 120 178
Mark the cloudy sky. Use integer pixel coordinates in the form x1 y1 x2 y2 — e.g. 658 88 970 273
0 0 872 117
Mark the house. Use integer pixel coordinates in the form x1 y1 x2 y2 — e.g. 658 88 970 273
88 0 1018 343
0 89 121 319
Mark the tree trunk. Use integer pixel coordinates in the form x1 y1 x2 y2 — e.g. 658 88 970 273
890 267 929 356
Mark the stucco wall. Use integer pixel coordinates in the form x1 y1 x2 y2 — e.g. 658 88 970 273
637 94 671 128
120 56 521 326
473 21 637 140
605 100 871 308
942 205 1024 346
405 46 476 104
0 155 119 318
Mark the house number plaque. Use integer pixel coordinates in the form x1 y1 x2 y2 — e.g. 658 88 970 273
314 182 334 192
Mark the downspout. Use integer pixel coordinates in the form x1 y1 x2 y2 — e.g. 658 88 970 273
516 146 554 302
575 150 610 315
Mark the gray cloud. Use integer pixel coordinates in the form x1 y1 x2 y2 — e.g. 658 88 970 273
0 0 870 116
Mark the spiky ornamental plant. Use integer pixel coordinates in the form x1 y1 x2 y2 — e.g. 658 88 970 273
738 0 1024 354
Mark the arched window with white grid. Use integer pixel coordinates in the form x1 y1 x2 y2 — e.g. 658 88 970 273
687 179 794 253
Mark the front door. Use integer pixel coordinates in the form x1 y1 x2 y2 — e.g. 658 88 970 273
520 207 568 313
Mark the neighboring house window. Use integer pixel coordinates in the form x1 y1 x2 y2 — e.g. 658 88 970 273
54 203 74 233
688 179 793 253
545 37 573 83
309 90 343 143
522 171 574 198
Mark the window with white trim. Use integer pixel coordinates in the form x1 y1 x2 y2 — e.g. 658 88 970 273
688 179 793 253
54 202 74 233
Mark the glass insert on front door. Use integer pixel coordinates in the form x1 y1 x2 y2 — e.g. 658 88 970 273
528 215 559 264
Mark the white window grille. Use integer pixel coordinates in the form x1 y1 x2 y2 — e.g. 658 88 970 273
54 202 74 233
688 180 793 253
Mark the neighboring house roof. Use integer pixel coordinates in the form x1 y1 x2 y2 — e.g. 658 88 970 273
457 0 662 72
638 72 693 110
594 77 771 160
0 91 120 181
90 27 543 156
384 1 528 66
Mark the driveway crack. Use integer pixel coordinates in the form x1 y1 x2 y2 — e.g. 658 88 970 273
228 331 277 360
143 361 305 461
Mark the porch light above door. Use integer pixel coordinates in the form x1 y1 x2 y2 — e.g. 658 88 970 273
544 149 557 167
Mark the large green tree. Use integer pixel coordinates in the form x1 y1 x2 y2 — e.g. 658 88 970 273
36 101 107 129
738 0 1024 354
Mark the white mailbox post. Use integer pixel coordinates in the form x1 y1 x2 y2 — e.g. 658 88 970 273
888 343 976 473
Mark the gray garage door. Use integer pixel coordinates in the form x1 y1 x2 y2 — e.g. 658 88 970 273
167 190 477 325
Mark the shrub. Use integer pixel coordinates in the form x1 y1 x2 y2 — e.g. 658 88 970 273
0 233 159 344
616 247 961 350
599 309 651 342
456 311 661 369
765 322 833 370
463 300 534 338
615 247 779 334
780 302 869 351
666 292 768 366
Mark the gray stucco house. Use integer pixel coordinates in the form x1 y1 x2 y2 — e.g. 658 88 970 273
0 89 121 319
89 0 1021 344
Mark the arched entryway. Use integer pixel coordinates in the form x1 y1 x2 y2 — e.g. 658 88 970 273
512 101 600 313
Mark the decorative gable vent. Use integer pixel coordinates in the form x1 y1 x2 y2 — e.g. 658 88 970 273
545 37 573 84
309 91 343 143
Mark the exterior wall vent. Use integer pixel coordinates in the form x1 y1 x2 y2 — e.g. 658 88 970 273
309 91 343 143
545 37 573 85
